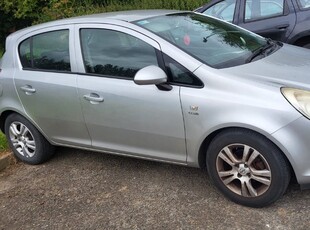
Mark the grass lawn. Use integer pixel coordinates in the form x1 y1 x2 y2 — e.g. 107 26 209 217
0 49 8 152
0 132 9 154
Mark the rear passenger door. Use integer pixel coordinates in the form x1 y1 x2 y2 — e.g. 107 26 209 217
237 0 296 42
14 26 91 146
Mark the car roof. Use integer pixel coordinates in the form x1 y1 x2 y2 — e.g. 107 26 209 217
8 10 182 39
75 10 181 22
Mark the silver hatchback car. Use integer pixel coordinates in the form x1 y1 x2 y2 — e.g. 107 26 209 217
1 10 310 207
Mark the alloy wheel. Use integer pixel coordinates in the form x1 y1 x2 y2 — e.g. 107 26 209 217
9 122 36 158
216 144 271 197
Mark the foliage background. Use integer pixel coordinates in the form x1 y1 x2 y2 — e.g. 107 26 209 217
0 0 209 52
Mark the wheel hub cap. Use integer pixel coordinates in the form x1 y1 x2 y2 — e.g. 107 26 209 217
238 164 250 176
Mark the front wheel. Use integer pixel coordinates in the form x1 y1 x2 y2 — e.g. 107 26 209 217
303 43 310 49
4 113 55 165
206 129 291 208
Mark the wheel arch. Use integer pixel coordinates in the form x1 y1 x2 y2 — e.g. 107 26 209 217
293 35 310 47
197 126 297 182
288 30 310 47
0 109 21 133
0 110 53 145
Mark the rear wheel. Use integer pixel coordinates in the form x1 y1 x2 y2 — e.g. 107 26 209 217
4 113 54 165
206 129 291 208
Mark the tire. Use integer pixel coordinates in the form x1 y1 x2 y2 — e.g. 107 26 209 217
4 113 55 165
206 129 291 208
296 39 310 49
303 43 310 49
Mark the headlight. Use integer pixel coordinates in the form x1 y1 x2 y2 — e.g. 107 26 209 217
281 87 310 119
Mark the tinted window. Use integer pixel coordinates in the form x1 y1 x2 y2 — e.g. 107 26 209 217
19 30 71 72
80 29 158 79
298 0 310 9
245 0 284 21
203 0 237 22
19 38 31 68
163 54 203 87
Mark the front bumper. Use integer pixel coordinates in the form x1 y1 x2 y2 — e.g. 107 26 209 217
271 116 310 188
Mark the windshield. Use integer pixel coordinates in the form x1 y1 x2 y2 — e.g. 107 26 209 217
134 13 271 68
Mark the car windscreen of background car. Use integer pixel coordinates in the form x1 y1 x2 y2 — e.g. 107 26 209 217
134 13 267 68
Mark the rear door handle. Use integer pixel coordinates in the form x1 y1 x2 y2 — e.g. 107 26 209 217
20 85 36 95
276 24 289 30
83 93 104 104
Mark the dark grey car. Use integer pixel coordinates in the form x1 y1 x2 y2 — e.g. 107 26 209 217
196 0 310 48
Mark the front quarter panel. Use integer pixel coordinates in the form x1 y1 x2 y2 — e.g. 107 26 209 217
182 65 301 167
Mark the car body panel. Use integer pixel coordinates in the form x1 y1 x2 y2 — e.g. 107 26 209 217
272 116 310 185
183 63 301 166
77 76 187 162
221 44 310 87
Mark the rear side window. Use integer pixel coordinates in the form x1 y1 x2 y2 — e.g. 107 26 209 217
203 0 237 22
245 0 284 21
80 29 158 79
19 30 71 72
298 0 310 9
19 38 31 68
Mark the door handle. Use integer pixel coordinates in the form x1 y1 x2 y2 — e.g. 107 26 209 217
20 85 36 95
83 93 104 104
276 24 289 31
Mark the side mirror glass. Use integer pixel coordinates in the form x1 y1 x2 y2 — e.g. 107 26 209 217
134 65 168 85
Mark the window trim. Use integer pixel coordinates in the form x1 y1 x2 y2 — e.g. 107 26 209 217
18 29 72 73
21 68 75 75
243 0 289 23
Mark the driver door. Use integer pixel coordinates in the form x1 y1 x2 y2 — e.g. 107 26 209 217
74 24 187 163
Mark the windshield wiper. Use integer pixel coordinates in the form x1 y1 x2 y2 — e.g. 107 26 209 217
246 38 277 63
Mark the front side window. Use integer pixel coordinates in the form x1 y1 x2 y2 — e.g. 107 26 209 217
135 13 268 68
163 54 203 87
297 0 310 9
203 0 237 22
19 30 71 72
80 29 158 79
245 0 284 21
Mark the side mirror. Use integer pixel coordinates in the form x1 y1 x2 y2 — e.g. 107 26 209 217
134 65 168 85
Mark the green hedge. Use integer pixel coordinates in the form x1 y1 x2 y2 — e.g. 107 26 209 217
36 0 208 23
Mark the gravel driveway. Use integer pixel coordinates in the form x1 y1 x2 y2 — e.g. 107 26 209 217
0 147 309 229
